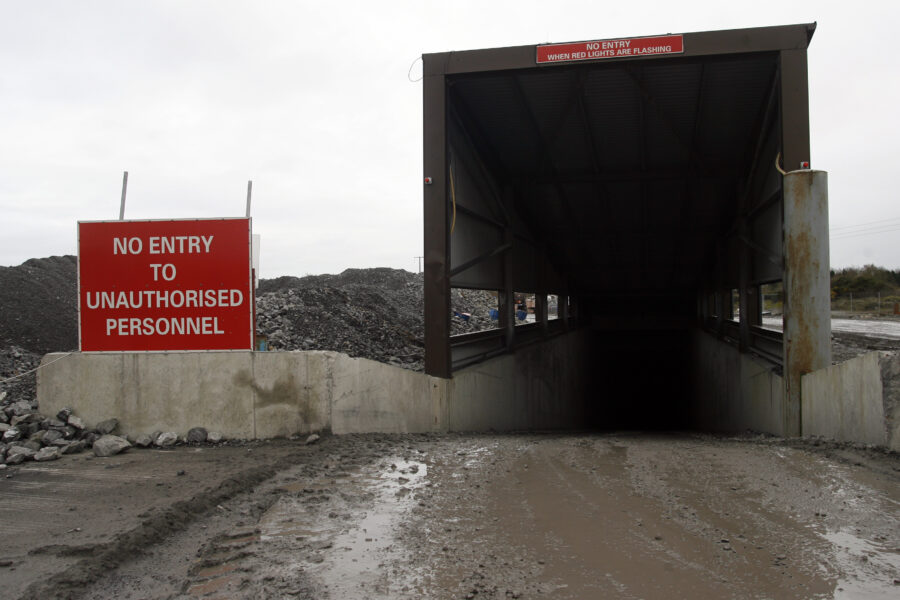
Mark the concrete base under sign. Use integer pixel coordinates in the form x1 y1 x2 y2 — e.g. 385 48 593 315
36 330 590 438
38 351 441 439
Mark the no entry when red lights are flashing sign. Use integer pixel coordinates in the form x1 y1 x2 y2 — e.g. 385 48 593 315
78 218 253 352
537 35 683 64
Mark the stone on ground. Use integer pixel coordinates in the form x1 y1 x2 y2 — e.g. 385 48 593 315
95 418 119 435
186 427 208 443
93 434 131 457
34 446 60 461
155 432 178 448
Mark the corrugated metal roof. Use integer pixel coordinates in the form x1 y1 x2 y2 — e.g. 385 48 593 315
448 52 778 294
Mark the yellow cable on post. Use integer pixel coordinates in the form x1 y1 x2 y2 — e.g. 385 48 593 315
775 151 787 175
449 162 457 235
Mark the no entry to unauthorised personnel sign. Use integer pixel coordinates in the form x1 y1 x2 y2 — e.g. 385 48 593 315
78 218 253 351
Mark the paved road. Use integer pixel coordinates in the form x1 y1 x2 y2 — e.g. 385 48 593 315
763 317 900 340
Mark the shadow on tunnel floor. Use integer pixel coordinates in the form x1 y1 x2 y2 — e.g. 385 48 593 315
583 330 692 431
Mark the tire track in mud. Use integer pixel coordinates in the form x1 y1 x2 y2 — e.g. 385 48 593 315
16 447 314 600
176 439 432 599
21 433 899 599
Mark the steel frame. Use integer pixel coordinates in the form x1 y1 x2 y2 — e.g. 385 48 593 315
423 23 818 380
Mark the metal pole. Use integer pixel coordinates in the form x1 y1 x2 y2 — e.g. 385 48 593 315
245 180 252 218
782 169 830 437
119 171 128 220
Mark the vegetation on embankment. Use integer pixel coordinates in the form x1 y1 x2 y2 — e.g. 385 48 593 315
830 265 900 313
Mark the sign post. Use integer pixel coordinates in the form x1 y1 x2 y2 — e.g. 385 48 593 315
78 218 254 351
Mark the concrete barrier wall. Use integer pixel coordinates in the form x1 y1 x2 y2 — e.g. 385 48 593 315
40 351 329 439
448 330 589 431
802 351 900 451
692 330 900 450
38 351 447 438
690 330 785 435
37 332 898 448
38 330 587 437
329 353 447 434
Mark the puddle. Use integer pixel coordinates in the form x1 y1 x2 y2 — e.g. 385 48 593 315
824 528 900 599
256 456 429 598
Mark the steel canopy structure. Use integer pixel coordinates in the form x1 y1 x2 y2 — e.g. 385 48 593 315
422 22 823 429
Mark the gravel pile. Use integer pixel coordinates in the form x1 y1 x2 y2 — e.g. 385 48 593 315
0 391 238 467
450 288 499 336
256 268 499 369
0 257 499 414
0 255 78 354
257 268 426 369
0 397 107 465
0 345 42 406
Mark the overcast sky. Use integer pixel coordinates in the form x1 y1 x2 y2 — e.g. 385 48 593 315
2 1 898 277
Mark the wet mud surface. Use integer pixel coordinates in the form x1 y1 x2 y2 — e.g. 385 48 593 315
3 433 899 599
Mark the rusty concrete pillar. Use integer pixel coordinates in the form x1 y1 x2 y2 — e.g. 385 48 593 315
782 169 831 436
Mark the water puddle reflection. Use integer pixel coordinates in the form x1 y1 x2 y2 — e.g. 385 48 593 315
257 456 429 597
824 528 900 599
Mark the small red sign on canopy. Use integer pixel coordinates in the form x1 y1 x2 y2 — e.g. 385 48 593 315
537 35 684 64
78 218 253 352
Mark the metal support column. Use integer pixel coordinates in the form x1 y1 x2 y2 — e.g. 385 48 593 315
536 292 548 333
738 218 751 351
779 49 811 172
782 170 830 436
500 225 516 351
423 68 451 378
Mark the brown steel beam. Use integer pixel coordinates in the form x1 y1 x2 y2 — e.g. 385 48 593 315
449 242 513 278
530 70 588 177
500 211 516 351
425 23 814 76
509 74 579 284
669 63 706 290
531 168 736 184
779 49 811 171
423 68 451 378
447 96 512 223
739 61 780 194
576 83 620 290
624 65 714 175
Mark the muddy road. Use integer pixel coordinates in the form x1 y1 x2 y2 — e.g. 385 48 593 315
3 433 899 599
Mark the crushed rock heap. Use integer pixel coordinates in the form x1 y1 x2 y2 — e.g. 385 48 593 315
0 257 498 411
256 268 498 370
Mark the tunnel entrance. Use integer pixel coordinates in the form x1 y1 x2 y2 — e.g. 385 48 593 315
423 24 827 434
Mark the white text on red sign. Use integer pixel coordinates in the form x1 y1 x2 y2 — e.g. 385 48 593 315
536 35 684 64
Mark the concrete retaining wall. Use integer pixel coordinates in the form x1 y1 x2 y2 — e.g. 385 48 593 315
37 330 588 438
690 330 785 435
692 330 900 450
802 351 900 451
448 330 589 431
38 351 447 438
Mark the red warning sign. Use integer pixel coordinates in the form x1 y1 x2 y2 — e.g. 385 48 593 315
537 35 684 64
78 218 253 352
